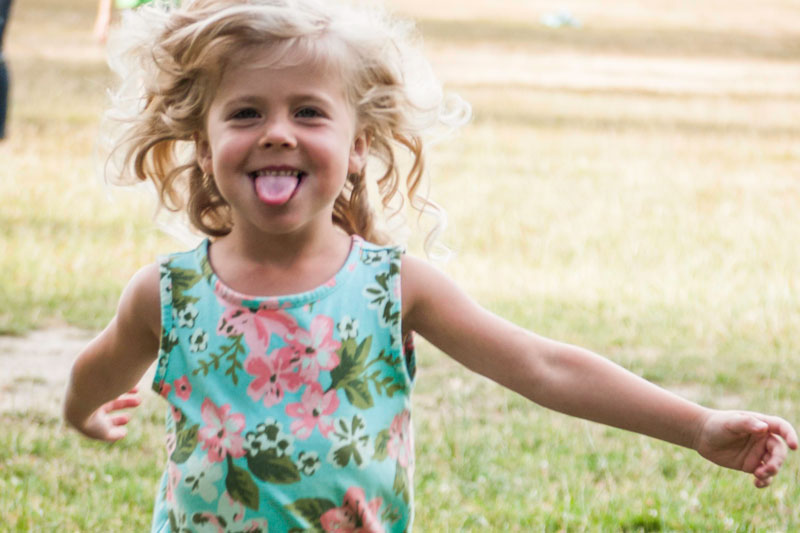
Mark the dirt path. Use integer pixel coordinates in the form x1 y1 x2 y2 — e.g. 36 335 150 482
0 327 94 415
0 327 159 416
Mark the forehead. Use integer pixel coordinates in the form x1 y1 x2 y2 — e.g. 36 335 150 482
219 41 350 94
213 45 353 107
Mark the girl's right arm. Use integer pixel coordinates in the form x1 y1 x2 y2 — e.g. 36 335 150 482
401 255 797 487
63 263 161 441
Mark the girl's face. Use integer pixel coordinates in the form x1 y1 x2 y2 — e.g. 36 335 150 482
197 46 368 240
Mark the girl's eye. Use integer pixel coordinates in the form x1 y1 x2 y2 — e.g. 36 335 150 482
295 107 322 119
231 108 260 120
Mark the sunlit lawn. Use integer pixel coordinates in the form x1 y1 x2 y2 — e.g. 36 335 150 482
1 0 799 530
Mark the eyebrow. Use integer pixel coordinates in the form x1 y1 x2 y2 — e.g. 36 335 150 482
222 91 338 109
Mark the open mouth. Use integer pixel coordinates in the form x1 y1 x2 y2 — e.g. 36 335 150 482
250 169 305 206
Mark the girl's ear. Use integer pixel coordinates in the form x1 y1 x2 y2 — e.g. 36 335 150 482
195 134 213 174
348 130 370 174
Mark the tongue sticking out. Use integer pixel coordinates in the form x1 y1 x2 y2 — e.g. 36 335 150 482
254 174 300 206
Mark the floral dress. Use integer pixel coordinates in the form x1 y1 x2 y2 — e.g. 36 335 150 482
151 236 416 533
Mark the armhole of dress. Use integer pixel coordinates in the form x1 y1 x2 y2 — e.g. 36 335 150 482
393 247 417 386
152 255 175 396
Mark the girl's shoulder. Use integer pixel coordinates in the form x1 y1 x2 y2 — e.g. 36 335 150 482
116 262 162 345
398 253 459 324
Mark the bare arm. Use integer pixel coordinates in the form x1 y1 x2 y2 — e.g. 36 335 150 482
92 0 113 43
63 263 161 441
401 256 797 486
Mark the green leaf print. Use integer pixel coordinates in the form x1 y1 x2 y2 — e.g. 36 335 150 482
394 463 410 504
380 505 403 526
194 334 246 386
329 336 371 391
285 498 336 531
330 445 357 469
168 509 193 533
170 266 203 310
373 429 390 462
161 328 179 355
366 369 404 399
330 337 407 408
199 253 214 283
226 456 260 511
171 424 199 464
364 271 400 328
343 379 372 410
247 449 301 484
359 349 405 401
330 337 374 408
388 258 400 278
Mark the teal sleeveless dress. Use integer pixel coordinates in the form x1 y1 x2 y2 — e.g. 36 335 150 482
151 236 416 532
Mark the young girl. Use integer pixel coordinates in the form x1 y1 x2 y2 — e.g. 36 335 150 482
63 0 797 531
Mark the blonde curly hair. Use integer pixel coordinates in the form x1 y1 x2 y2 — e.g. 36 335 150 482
102 0 469 252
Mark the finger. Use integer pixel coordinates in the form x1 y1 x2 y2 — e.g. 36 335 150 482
754 476 771 489
104 426 128 442
764 416 798 450
109 413 132 427
749 413 797 447
104 394 142 413
725 413 769 436
755 436 787 478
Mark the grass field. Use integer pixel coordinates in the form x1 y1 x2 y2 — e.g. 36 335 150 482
1 0 799 530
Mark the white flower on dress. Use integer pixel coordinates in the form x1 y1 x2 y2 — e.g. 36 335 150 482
177 303 199 329
192 491 268 533
296 450 321 476
183 454 223 503
337 316 359 340
159 266 173 302
327 415 371 469
189 329 208 352
243 418 295 458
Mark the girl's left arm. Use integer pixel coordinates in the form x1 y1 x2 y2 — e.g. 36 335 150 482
63 264 161 441
401 256 797 487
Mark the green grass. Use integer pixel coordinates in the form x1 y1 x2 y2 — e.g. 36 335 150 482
1 0 799 530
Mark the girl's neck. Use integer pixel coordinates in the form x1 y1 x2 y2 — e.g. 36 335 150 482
207 224 353 297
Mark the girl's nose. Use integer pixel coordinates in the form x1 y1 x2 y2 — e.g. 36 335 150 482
259 117 296 149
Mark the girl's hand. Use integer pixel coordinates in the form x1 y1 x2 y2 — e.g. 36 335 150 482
694 410 798 488
75 388 142 442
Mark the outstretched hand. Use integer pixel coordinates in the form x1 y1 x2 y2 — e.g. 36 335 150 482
694 410 798 488
73 388 142 442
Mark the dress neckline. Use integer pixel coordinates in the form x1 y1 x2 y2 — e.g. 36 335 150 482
197 235 363 309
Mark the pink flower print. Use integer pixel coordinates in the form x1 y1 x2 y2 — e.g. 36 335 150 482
159 382 172 399
324 277 337 288
286 383 339 439
287 315 341 383
174 376 192 401
198 399 247 463
387 410 413 469
244 346 304 407
320 487 385 533
166 461 181 504
165 431 177 457
216 299 298 355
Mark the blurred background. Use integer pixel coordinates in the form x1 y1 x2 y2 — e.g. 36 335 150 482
1 0 799 530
